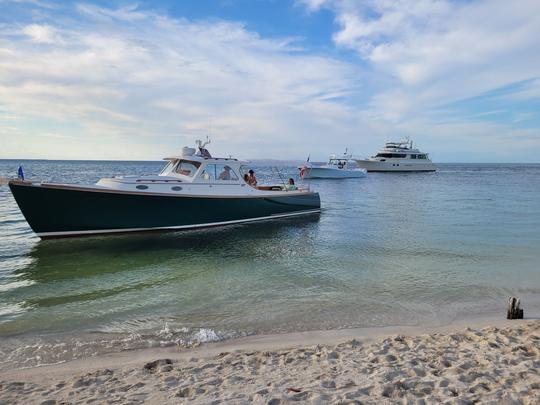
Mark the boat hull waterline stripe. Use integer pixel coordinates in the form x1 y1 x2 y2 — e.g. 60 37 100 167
36 209 321 238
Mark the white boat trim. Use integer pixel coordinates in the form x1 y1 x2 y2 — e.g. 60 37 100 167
20 181 313 199
36 209 322 238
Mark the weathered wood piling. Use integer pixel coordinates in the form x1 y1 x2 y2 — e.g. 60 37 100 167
507 296 523 319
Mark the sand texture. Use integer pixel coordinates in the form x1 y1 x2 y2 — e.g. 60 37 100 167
1 321 539 404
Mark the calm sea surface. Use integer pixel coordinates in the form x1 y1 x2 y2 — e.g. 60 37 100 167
1 160 539 369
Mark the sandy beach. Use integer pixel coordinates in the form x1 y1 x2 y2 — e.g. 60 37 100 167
1 319 538 404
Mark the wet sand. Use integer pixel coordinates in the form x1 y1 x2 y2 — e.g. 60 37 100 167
1 319 538 404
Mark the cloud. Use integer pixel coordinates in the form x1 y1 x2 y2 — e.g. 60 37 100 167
0 3 363 160
320 0 540 118
293 0 540 161
76 3 149 22
296 0 329 13
22 24 61 43
0 1 539 162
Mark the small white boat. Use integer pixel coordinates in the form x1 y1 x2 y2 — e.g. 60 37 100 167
355 138 436 172
299 151 367 179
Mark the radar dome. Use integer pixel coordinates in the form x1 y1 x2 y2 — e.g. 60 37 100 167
182 147 196 157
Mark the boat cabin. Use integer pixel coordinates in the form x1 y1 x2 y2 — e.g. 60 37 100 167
328 158 348 168
95 142 309 195
152 143 251 184
159 156 247 184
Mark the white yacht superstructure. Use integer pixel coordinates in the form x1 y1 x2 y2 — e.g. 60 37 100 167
355 139 436 172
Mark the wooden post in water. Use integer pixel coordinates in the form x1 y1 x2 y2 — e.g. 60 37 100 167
507 297 524 319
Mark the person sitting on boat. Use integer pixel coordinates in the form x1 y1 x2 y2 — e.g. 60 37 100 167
243 173 251 185
247 169 257 187
218 166 232 180
284 178 297 191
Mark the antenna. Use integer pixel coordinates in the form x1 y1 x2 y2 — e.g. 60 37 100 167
196 136 211 149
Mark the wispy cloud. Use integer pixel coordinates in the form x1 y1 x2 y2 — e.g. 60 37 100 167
0 1 539 162
22 24 61 43
0 3 361 159
308 0 540 118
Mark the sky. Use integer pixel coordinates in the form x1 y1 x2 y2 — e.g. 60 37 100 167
0 0 539 162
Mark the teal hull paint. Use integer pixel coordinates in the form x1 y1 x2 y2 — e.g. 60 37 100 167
9 182 320 238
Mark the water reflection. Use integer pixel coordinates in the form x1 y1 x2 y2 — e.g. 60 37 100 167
10 214 321 308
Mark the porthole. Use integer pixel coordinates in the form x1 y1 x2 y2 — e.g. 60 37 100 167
171 186 183 191
136 185 148 190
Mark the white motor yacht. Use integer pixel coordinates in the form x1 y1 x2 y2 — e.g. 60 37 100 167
355 139 436 172
299 151 367 179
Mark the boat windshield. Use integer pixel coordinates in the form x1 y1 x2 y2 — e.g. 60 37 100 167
198 164 239 181
173 160 201 177
160 160 176 174
160 159 202 176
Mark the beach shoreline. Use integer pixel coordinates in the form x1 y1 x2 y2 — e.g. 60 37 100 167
1 318 538 404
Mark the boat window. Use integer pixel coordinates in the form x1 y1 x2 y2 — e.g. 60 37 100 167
376 153 407 158
410 154 417 159
417 154 427 159
171 186 183 191
174 160 201 177
199 164 239 181
160 160 177 174
136 185 148 190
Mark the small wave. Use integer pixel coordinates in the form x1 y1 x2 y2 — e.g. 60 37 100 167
0 279 35 292
0 325 231 371
0 302 27 318
191 328 223 343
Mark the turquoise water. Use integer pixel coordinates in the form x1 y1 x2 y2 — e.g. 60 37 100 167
1 161 539 369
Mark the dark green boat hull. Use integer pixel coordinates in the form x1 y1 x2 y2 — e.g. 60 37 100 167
8 182 321 239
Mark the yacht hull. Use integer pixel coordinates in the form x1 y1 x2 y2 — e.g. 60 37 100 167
8 181 321 239
354 160 436 172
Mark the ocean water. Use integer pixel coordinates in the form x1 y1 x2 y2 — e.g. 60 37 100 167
1 160 539 370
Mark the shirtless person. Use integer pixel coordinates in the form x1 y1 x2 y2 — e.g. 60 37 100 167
247 169 257 187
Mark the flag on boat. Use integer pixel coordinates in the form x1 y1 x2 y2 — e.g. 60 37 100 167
17 166 24 180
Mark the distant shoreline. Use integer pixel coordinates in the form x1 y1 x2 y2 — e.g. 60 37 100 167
1 159 540 164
